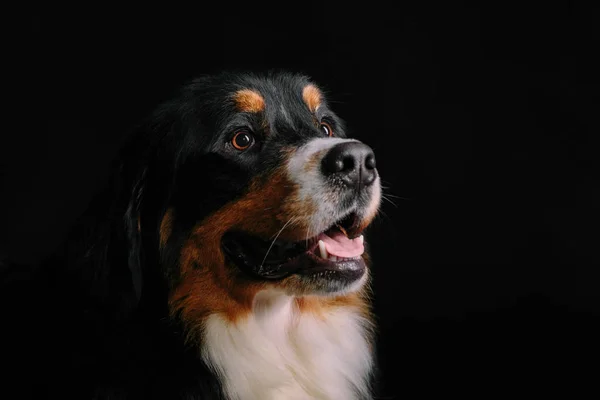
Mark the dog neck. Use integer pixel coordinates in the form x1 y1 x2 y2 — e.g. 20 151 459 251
201 290 374 400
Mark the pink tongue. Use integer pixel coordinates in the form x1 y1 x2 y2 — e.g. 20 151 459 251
318 231 364 258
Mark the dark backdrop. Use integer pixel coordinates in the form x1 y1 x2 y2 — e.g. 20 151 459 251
2 3 599 397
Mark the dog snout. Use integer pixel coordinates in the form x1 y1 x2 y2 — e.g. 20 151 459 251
321 142 377 190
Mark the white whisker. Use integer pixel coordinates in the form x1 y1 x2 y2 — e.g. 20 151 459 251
383 193 410 200
381 194 399 208
260 218 294 268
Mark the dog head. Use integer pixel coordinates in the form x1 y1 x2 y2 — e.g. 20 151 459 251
103 71 380 330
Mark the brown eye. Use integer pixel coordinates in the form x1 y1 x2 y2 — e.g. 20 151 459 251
320 121 333 137
232 131 254 150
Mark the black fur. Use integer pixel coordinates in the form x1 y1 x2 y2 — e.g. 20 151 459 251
0 71 365 399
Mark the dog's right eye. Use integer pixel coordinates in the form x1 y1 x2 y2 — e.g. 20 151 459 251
231 131 254 151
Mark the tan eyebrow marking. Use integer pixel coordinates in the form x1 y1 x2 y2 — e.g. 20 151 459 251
302 84 322 113
232 89 265 113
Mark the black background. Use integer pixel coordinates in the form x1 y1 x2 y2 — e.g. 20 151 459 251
2 3 599 397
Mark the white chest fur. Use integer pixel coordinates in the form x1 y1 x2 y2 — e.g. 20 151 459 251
201 291 373 400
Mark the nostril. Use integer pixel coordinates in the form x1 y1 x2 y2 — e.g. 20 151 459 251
342 155 355 172
365 153 376 170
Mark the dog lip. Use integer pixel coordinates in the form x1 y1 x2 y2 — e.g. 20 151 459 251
223 243 366 281
301 251 366 279
221 227 367 281
221 209 371 280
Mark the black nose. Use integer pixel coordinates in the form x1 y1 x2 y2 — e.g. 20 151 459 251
321 141 377 189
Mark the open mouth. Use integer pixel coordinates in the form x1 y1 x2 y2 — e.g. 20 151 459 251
222 211 367 281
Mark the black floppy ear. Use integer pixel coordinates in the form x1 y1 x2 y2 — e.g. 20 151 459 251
64 103 178 316
107 110 178 313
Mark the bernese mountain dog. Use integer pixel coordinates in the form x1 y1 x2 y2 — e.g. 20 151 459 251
1 71 382 399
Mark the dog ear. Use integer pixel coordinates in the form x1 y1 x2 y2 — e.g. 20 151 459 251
65 103 180 317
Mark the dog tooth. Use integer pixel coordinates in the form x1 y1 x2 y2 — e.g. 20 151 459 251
329 255 338 262
358 235 364 245
318 240 328 259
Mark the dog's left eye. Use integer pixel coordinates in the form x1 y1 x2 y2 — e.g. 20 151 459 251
231 131 254 150
320 121 333 137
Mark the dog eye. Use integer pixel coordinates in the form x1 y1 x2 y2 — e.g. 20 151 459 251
231 131 254 150
320 121 333 137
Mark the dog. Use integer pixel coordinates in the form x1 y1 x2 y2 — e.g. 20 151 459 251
1 71 382 399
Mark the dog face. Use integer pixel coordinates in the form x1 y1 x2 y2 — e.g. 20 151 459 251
137 72 380 327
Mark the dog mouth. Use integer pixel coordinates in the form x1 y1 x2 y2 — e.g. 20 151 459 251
222 212 367 280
